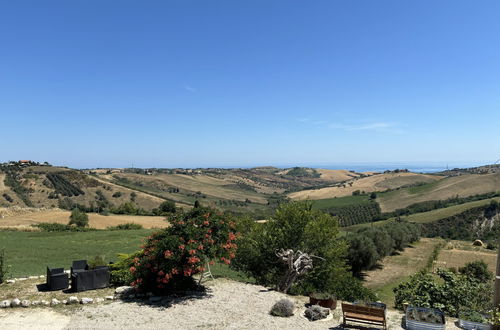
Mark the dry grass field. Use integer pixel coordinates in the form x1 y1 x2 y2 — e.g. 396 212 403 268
289 172 441 200
363 238 443 305
0 209 168 229
315 169 362 182
437 240 498 274
378 172 500 212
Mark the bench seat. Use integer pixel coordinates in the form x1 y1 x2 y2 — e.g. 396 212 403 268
342 302 387 330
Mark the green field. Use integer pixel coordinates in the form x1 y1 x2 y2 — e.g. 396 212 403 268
0 229 154 277
311 195 372 210
0 229 254 283
345 196 500 231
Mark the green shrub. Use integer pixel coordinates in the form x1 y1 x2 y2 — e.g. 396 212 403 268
109 253 140 286
0 249 8 283
69 208 89 227
231 202 371 300
459 260 493 283
88 255 107 269
107 223 143 230
270 299 295 317
34 222 96 232
393 269 493 317
130 207 238 293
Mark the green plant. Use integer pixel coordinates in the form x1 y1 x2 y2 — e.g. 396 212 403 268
107 223 143 230
130 207 238 293
459 309 487 323
33 223 96 232
304 305 330 321
109 253 140 286
393 269 493 317
269 299 294 317
69 208 89 227
88 255 107 269
310 292 335 300
0 249 8 283
489 309 500 325
459 260 493 283
231 202 372 300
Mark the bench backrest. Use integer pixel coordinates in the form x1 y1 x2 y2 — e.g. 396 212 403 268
342 303 385 318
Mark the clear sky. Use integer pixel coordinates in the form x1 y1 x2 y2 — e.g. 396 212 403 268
1 1 499 168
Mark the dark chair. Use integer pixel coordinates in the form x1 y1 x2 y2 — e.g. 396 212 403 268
46 267 69 291
71 260 88 275
71 266 110 292
92 266 110 289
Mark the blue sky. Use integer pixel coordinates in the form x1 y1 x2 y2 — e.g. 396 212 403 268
1 1 499 168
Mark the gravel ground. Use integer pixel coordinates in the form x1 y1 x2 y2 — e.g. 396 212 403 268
0 279 458 330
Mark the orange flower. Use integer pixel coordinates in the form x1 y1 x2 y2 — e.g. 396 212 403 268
189 249 197 255
197 244 204 250
164 250 173 258
130 266 136 273
179 244 185 250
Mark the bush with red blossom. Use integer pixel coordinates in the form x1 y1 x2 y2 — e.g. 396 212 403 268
130 207 238 293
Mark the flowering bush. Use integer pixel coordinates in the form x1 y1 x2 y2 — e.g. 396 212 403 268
130 207 238 293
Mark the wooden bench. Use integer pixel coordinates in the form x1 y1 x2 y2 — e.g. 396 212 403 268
341 302 387 329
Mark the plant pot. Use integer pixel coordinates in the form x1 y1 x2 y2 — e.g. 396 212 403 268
309 296 337 310
458 319 491 330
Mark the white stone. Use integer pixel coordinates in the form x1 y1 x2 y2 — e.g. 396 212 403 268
80 298 93 305
6 279 15 284
105 296 114 301
115 286 133 295
64 270 70 274
0 300 11 308
95 298 104 303
62 300 68 305
17 277 28 281
68 296 79 304
32 301 40 306
21 300 31 307
41 300 50 306
11 298 21 307
39 275 45 279
28 276 38 279
51 298 60 306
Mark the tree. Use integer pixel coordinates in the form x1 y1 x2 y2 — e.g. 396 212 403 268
158 200 176 214
459 260 493 283
231 202 359 298
370 192 377 199
69 208 89 227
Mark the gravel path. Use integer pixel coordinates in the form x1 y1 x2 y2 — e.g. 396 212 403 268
0 279 458 329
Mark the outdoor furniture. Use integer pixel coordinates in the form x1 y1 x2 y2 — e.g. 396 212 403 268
341 302 387 330
71 260 89 274
46 267 69 291
71 266 110 292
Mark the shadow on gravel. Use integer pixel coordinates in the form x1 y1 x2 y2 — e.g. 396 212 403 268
117 287 214 310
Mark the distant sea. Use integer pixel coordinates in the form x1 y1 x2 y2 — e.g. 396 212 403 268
313 162 488 173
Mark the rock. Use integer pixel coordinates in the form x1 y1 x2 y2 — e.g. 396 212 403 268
149 296 162 303
68 296 79 304
21 300 31 307
41 300 50 306
39 275 45 279
64 270 70 274
17 277 28 281
105 296 114 301
6 279 15 284
304 305 330 321
0 300 11 308
32 301 40 306
95 298 104 303
11 298 21 307
51 298 60 306
62 300 68 305
115 286 134 295
28 276 38 279
80 298 93 304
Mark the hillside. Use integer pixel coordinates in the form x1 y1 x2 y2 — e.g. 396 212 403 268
0 162 164 211
377 171 500 212
288 171 441 200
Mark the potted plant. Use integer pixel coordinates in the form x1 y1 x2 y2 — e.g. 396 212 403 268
405 306 446 330
488 309 500 330
458 309 491 330
309 292 337 310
